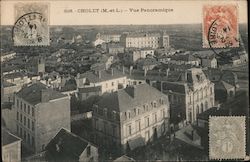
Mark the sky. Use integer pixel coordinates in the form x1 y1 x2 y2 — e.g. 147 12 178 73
1 0 248 25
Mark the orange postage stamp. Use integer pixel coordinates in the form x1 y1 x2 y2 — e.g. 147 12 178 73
203 4 239 48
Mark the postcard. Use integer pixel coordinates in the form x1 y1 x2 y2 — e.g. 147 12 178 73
1 0 249 161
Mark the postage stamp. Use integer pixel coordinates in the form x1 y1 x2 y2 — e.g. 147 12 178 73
203 4 239 48
13 3 49 46
209 116 246 160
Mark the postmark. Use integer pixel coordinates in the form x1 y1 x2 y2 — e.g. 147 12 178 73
13 3 49 46
209 116 246 160
203 5 239 48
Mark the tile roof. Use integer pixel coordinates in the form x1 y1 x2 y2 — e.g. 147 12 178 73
197 107 228 121
113 155 135 162
79 69 126 83
78 86 101 93
127 32 161 38
16 82 67 105
4 72 26 79
137 58 159 66
214 81 235 90
1 128 21 146
96 83 168 112
45 128 89 161
162 81 187 94
171 54 199 62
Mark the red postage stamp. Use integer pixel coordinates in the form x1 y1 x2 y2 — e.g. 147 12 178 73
203 5 239 48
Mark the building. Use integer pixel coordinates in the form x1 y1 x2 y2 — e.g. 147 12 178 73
193 51 217 68
137 58 159 71
96 33 121 43
26 56 45 75
161 68 215 123
13 82 71 153
1 51 16 62
125 48 155 63
78 86 102 100
76 69 127 94
92 84 170 153
214 80 236 103
113 155 135 162
3 72 30 86
108 44 125 55
45 128 98 162
121 32 169 49
169 53 200 66
2 128 22 162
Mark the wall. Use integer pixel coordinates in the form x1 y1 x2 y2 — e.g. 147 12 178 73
35 96 71 153
79 144 99 162
2 140 21 162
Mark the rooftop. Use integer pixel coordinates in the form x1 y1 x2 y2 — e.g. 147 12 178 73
1 128 21 146
79 69 126 83
45 128 92 161
126 32 161 38
16 82 67 105
171 54 199 62
214 80 235 90
96 83 168 112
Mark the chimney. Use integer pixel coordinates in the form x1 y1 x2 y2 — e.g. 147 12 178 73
166 68 169 77
129 66 133 75
144 68 147 77
111 68 114 76
182 71 187 81
122 66 125 74
41 89 51 103
98 70 101 79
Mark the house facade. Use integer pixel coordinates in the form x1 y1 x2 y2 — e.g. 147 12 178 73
92 84 170 153
13 82 71 153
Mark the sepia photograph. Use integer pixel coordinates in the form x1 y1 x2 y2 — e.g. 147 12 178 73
1 0 249 161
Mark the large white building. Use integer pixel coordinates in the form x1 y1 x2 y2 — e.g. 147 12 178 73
121 33 169 49
13 82 71 153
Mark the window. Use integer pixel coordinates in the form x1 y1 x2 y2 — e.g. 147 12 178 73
112 111 116 120
210 87 213 94
20 114 23 123
112 82 114 86
128 112 131 119
87 146 91 157
32 136 35 146
16 124 19 134
17 112 19 121
16 99 19 108
32 121 35 131
136 120 141 132
161 109 165 119
28 133 30 144
24 116 26 126
24 130 26 141
28 119 30 129
104 109 107 118
32 108 34 116
154 113 157 123
28 106 30 115
24 104 26 113
20 128 23 137
145 117 150 127
153 102 157 108
20 101 23 110
127 125 132 136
